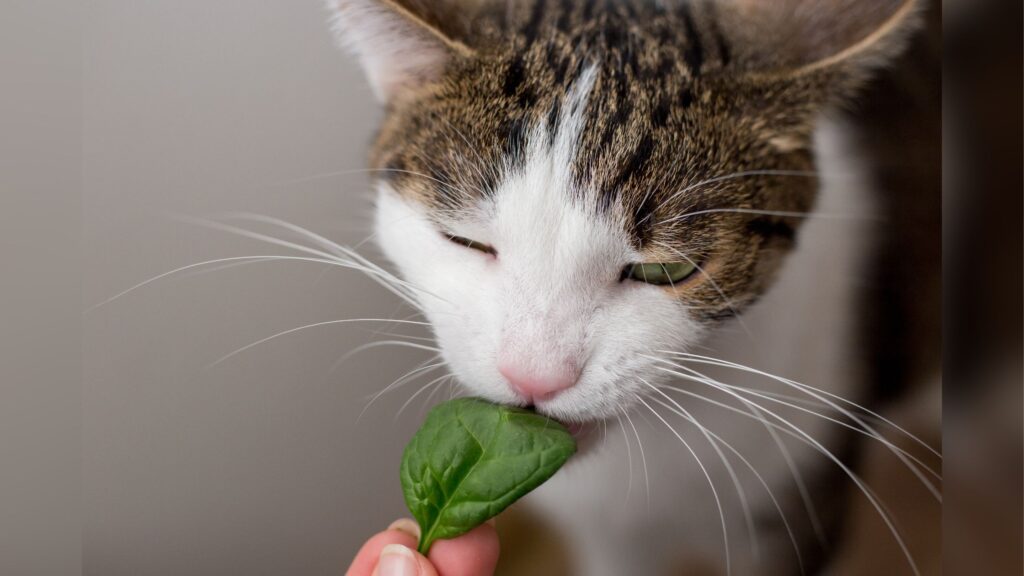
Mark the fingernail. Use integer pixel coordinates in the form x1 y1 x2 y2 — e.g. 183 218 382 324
377 544 418 576
387 518 421 540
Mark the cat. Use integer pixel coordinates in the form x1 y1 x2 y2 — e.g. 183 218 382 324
327 0 935 574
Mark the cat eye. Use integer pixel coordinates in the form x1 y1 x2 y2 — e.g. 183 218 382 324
446 234 497 256
624 262 698 286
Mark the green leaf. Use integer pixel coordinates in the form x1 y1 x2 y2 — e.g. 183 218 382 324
400 398 577 554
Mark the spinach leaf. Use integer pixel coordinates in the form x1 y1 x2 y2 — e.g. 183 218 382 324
400 398 576 553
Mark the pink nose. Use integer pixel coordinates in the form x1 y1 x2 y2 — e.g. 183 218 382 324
498 361 580 403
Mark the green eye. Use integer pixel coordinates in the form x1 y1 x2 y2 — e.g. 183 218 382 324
626 262 698 286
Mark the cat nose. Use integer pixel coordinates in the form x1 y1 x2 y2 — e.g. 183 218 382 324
498 360 580 403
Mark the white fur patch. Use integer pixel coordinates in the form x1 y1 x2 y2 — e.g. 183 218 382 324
375 68 703 421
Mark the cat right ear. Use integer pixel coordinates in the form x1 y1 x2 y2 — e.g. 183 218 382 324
327 0 476 102
718 0 923 83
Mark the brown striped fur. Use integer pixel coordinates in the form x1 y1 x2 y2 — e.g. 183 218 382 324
342 0 920 322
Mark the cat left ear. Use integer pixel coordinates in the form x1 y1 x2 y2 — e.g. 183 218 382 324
327 0 476 101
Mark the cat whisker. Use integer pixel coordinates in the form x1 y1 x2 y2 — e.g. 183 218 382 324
648 352 830 549
205 318 428 369
179 215 439 311
395 373 454 420
621 407 651 511
636 396 732 576
650 355 941 547
601 418 609 451
667 352 941 456
650 356 940 480
445 377 461 400
615 412 634 507
645 393 806 576
660 207 869 227
643 170 825 222
369 331 438 344
422 371 455 413
358 356 446 422
638 377 761 564
650 364 920 576
660 352 943 490
717 377 941 483
86 254 372 313
329 339 440 374
213 213 445 306
654 377 831 551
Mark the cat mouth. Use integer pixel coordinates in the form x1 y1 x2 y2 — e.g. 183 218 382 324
523 404 591 440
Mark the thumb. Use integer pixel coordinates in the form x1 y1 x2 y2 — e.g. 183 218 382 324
372 543 438 576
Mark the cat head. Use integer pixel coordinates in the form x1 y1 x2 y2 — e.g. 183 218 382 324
328 0 921 421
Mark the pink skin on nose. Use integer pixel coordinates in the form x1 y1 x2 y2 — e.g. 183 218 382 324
498 359 581 404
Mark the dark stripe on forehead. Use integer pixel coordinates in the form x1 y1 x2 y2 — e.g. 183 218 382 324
678 3 705 75
502 116 530 169
556 0 574 31
602 133 654 210
545 99 562 141
581 0 597 20
650 96 671 127
522 0 547 40
503 59 525 98
704 2 732 67
631 191 659 246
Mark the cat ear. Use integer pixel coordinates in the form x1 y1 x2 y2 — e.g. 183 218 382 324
327 0 477 101
719 0 922 80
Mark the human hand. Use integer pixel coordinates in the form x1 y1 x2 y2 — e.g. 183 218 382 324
346 518 500 576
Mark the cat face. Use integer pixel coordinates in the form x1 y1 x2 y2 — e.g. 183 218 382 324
331 0 920 421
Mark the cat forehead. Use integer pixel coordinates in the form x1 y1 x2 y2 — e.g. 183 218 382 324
377 60 787 251
366 2 830 251
484 68 635 264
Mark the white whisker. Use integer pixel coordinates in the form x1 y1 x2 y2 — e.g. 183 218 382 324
329 339 440 374
223 212 447 307
660 352 943 497
177 215 439 311
636 396 732 576
205 318 428 368
622 408 651 511
645 353 829 546
639 377 760 562
667 351 940 458
713 378 941 483
660 207 865 226
86 254 362 313
651 363 920 576
358 357 445 421
644 170 824 221
396 373 453 419
646 394 806 575
615 412 634 507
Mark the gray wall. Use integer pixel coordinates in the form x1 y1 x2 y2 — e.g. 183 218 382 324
83 2 429 574
1 2 83 575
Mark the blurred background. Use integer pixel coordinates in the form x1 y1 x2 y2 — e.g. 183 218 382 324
0 1 1020 575
82 2 428 574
